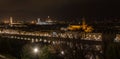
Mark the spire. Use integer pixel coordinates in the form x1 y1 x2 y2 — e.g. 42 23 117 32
37 18 41 23
10 17 13 24
81 17 87 30
48 16 50 18
82 17 86 25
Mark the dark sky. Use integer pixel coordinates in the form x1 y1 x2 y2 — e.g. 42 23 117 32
0 0 119 16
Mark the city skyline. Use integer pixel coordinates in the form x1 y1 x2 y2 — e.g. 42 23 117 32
0 0 120 59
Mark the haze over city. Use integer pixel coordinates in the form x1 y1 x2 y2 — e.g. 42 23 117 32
0 0 119 16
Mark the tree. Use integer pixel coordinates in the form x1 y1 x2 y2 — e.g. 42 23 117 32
105 43 120 59
21 44 59 59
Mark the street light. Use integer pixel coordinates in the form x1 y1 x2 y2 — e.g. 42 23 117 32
61 51 64 55
33 47 39 59
34 47 39 53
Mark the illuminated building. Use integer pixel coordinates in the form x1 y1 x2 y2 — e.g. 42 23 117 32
67 18 94 32
36 16 55 25
9 17 22 25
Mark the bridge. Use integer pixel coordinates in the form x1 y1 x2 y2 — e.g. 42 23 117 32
0 33 102 45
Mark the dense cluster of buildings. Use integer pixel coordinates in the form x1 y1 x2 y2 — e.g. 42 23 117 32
0 16 120 59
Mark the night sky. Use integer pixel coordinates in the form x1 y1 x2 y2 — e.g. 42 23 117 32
0 0 119 17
